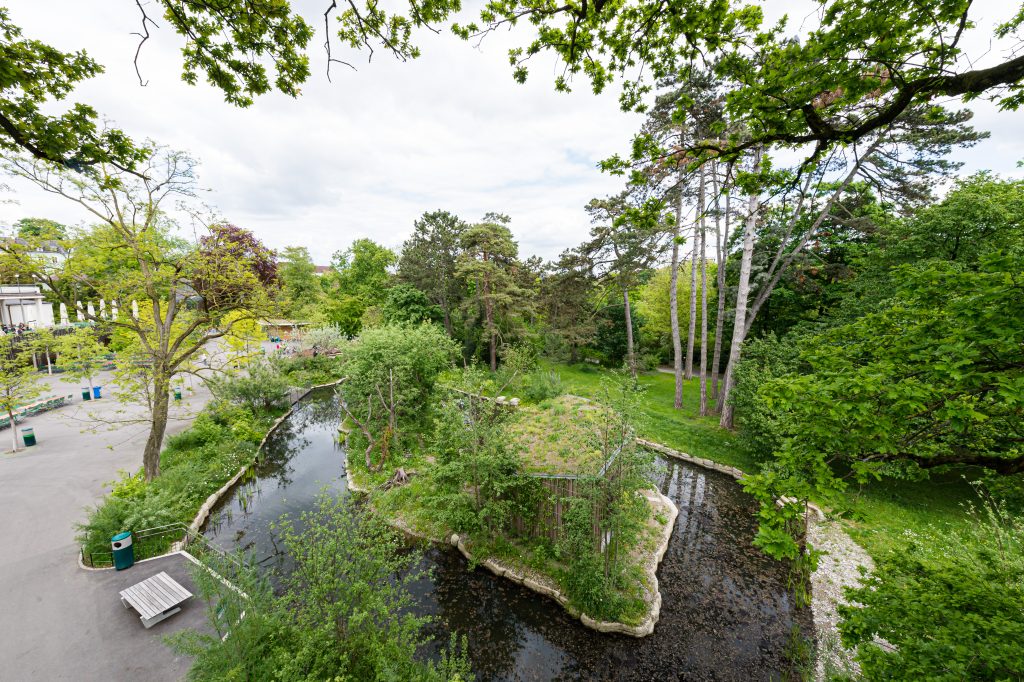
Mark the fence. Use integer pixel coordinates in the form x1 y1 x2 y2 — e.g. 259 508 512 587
80 522 235 569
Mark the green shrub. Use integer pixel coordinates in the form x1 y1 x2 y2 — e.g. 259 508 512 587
520 369 564 403
839 501 1024 680
210 361 290 414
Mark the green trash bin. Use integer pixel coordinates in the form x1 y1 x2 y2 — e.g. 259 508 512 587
173 386 182 401
21 427 36 447
81 387 91 401
111 531 134 570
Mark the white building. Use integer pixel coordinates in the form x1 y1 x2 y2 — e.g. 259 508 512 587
0 285 55 328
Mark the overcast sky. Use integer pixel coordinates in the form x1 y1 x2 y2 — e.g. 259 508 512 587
2 1 1021 264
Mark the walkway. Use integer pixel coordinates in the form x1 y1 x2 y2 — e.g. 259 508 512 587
0 369 213 681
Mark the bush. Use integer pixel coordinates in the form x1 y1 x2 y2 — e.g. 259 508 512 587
210 361 291 415
302 325 346 355
169 495 472 681
839 501 1024 680
730 334 802 462
520 369 564 403
77 392 277 559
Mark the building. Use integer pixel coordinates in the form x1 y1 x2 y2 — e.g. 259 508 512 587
0 285 55 329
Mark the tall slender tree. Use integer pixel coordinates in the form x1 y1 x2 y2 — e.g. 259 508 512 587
456 214 525 371
583 194 665 380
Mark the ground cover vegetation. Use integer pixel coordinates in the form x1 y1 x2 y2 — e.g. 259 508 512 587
5 0 1024 677
75 355 322 561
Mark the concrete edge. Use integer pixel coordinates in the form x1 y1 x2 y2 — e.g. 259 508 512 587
79 378 346 572
347 461 677 638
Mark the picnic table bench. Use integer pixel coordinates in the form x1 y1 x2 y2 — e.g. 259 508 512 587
119 571 193 629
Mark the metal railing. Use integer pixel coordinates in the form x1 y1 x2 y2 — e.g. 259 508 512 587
80 522 236 568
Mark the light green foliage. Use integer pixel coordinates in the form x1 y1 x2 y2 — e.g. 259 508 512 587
339 323 457 470
519 369 564 403
170 495 472 681
381 282 443 325
0 333 43 451
321 238 396 334
635 264 714 363
745 254 1024 559
14 217 67 240
278 245 324 320
885 173 1024 265
53 326 107 391
425 367 540 537
76 400 270 556
839 497 1024 680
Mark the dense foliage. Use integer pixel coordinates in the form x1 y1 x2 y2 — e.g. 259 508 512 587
171 495 471 681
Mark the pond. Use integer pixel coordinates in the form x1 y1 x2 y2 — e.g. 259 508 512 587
204 387 810 681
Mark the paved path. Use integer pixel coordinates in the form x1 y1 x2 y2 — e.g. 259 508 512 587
0 369 213 681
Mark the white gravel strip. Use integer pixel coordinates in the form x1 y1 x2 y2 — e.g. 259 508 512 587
808 513 874 680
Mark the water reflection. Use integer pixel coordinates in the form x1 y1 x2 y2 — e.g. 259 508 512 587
204 389 809 681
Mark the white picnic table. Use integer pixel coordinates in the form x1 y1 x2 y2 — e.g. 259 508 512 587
119 571 193 629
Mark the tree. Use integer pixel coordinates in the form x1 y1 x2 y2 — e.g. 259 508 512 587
54 326 107 395
456 215 527 371
583 194 665 379
14 217 67 240
278 246 322 320
0 333 43 452
0 4 310 169
1 148 276 480
381 283 443 325
322 238 396 333
539 249 598 362
398 210 468 337
339 323 457 471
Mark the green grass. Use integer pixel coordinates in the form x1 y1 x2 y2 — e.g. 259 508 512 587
544 361 984 561
546 361 758 472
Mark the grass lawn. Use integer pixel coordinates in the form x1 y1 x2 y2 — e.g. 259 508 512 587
545 361 758 472
544 361 983 560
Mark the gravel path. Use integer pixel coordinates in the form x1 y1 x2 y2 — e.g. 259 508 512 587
808 513 874 680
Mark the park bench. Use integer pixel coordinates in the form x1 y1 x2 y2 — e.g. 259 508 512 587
118 571 193 629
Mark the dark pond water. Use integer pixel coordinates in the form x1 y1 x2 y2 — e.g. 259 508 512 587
204 388 809 681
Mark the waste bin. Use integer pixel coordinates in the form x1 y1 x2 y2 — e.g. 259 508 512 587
173 386 182 401
92 386 102 399
21 427 36 447
81 387 91 401
111 531 134 571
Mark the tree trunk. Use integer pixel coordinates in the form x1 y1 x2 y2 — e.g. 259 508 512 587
670 189 684 409
711 176 729 402
623 286 637 380
8 406 17 453
685 219 698 379
719 147 762 428
698 168 710 416
143 375 171 480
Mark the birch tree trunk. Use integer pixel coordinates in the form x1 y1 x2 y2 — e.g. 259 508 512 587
698 168 710 416
711 165 730 402
670 187 684 409
623 286 637 380
719 147 762 428
685 217 698 379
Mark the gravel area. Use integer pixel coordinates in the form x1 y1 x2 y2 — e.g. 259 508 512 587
808 513 874 680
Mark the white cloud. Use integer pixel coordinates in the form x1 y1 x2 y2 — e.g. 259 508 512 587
1 1 1021 264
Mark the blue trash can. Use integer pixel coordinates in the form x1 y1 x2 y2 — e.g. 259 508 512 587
92 386 102 399
111 531 134 570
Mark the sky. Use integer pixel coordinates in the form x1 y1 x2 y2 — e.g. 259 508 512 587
1 1 1022 265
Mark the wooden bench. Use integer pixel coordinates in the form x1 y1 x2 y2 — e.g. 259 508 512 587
119 571 193 629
